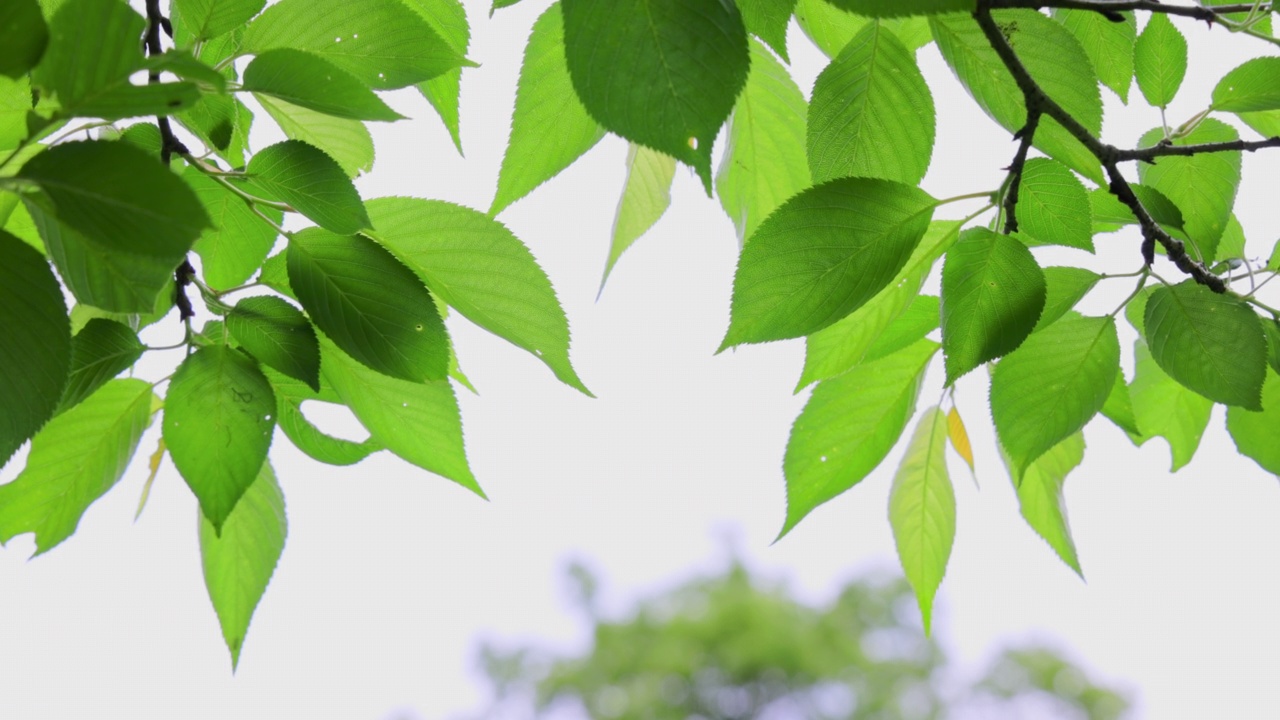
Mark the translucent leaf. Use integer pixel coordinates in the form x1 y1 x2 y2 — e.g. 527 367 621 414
1099 371 1140 436
263 367 382 466
1129 338 1212 470
866 294 939 363
177 94 254 167
736 0 796 61
200 461 286 671
826 0 974 16
1006 432 1084 577
404 0 469 153
1051 9 1135 103
0 76 30 151
0 0 48 78
228 295 321 391
946 407 975 474
1033 266 1099 333
55 318 143 416
888 406 954 634
184 167 281 290
601 144 676 291
1212 57 1280 112
246 140 371 234
1134 13 1186 108
256 94 374 179
794 0 932 57
1088 183 1184 236
561 0 750 190
1013 158 1092 251
173 0 266 41
1137 120 1240 262
1227 372 1280 476
242 49 404 122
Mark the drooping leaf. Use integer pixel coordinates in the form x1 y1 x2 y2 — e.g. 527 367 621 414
287 227 449 383
561 0 750 190
246 140 371 234
1129 338 1212 470
941 227 1046 384
1013 157 1092 251
736 0 796 61
163 345 277 532
888 406 954 634
866 294 939 363
256 94 374 178
1144 281 1266 409
1050 9 1135 102
0 0 48 78
184 167 282 290
365 197 590 395
242 49 405 122
1134 12 1187 108
0 379 153 554
200 460 286 671
716 38 810 245
780 339 938 538
1212 57 1280 112
0 230 70 465
404 0 469 153
1006 432 1085 577
1033 266 1099 333
228 295 321 391
1227 371 1280 476
991 313 1119 479
263 367 382 466
242 0 469 89
722 178 936 348
173 0 266 40
601 144 676 290
1099 371 1140 437
490 2 604 217
55 318 144 415
825 0 974 16
1137 120 1241 262
946 406 975 474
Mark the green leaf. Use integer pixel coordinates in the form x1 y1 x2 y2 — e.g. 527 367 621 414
1144 281 1266 409
1129 338 1212 470
256 94 373 178
55 318 144 415
1033 266 1099 333
242 49 405 122
722 178 936 348
228 296 321 391
602 144 676 290
736 0 796 61
1088 183 1184 236
1227 372 1280 476
489 2 604 217
715 38 810 245
262 367 382 466
941 227 1046 384
0 0 48 78
1212 57 1280 112
1264 317 1280 374
0 379 153 554
991 313 1120 479
184 167 281 290
1215 213 1246 264
1237 108 1280 139
287 227 449 383
930 11 1103 183
1013 158 1093 251
1099 371 1140 436
246 140 371 234
199 460 286 671
0 230 70 465
1123 285 1154 338
178 94 254 166
807 21 935 185
0 75 32 152
364 197 589 394
1007 432 1085 577
866 294 939 363
242 0 470 89
888 406 954 634
1051 9 1135 103
405 0 469 153
174 0 266 40
794 0 868 57
825 0 973 16
163 345 277 532
561 0 750 190
1133 12 1186 108
320 337 480 495
1138 120 1241 262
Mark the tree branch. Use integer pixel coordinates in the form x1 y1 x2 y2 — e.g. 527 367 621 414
143 0 187 164
1001 109 1040 233
986 0 1267 25
1113 136 1280 163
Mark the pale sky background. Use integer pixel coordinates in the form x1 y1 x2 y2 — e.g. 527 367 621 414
3 2 1280 718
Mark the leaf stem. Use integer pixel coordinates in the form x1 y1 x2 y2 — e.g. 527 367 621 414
936 190 998 206
1108 270 1150 318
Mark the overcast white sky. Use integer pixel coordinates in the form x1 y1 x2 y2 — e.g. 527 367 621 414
3 2 1280 718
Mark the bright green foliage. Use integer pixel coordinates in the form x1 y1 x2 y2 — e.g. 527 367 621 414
173 0 265 41
1051 9 1135 102
1009 432 1085 577
406 0 469 153
781 339 937 538
1089 183 1184 236
1213 56 1280 112
263 367 382 466
163 346 277 532
807 21 935 185
200 461 286 671
868 294 940 362
827 0 974 16
0 0 48 78
735 0 796 61
794 0 931 58
1134 13 1187 108
602 144 676 290
1100 372 1141 437
1227 372 1280 476
1014 158 1093 251
1138 120 1241 262
227 296 321 391
991 314 1119 479
723 178 935 348
256 95 373 178
1035 266 1099 333
242 49 404 122
1129 339 1213 471
1145 281 1266 409
0 379 154 554
185 168 281 289
56 319 144 414
561 0 749 190
246 140 371 234
888 406 954 634
490 2 604 217
941 227 1046 384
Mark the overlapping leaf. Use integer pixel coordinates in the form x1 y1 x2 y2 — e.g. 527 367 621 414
1212 57 1280 112
263 367 382 466
1033 266 1099 333
256 95 374 178
242 49 404 122
1051 9 1135 102
602 144 676 290
888 406 954 634
55 318 143 415
228 296 321 391
0 0 48 78
1137 120 1241 262
406 0 470 153
736 0 796 60
1007 432 1085 577
1013 158 1092 251
1129 338 1212 470
185 167 281 290
246 140 370 234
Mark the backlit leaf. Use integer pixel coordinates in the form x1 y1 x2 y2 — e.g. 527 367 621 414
174 0 266 40
1134 13 1187 108
1212 57 1280 112
1099 371 1140 437
242 49 404 122
1129 338 1212 470
1051 9 1135 103
405 0 469 153
946 407 974 474
228 296 321 391
246 140 370 234
602 144 676 291
888 406 954 634
826 0 974 16
736 0 796 61
263 367 382 466
1137 120 1240 263
1227 372 1280 476
256 94 374 178
0 0 48 77
794 0 933 57
1033 266 1099 333
1006 432 1084 577
866 294 939 363
185 167 282 290
1013 158 1092 251
55 318 143 415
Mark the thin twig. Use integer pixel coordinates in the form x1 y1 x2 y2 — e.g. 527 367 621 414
987 0 1266 24
1001 109 1041 233
1114 136 1280 163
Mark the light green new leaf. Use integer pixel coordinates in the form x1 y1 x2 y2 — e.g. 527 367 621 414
185 167 281 290
263 367 382 466
1227 372 1280 476
287 228 449 383
1215 213 1246 264
1212 57 1280 112
0 0 48 78
723 178 936 348
163 346 277 532
1033 266 1099 333
242 49 404 122
561 0 750 190
1238 108 1280 139
888 406 954 634
736 0 796 61
808 21 935 185
0 76 31 152
1051 9 1135 102
1129 338 1212 470
1134 13 1186 108
365 197 589 395
941 227 1046 384
55 318 143 415
405 0 469 153
257 94 373 178
200 461 286 671
782 339 937 538
490 2 604 216
1138 120 1240 262
246 140 370 234
0 379 153 554
991 314 1119 479
174 0 265 40
794 0 931 58
930 11 1103 183
716 38 810 245
1014 158 1093 251
228 296 321 391
601 144 676 291
1007 432 1085 577
1099 371 1140 437
1144 281 1266 409
321 337 480 494
866 294 939 363
242 0 469 89
0 230 70 465
826 0 973 16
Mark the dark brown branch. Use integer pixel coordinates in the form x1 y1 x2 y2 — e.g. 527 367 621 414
987 0 1267 25
1114 136 1280 163
1002 110 1041 233
143 0 187 164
